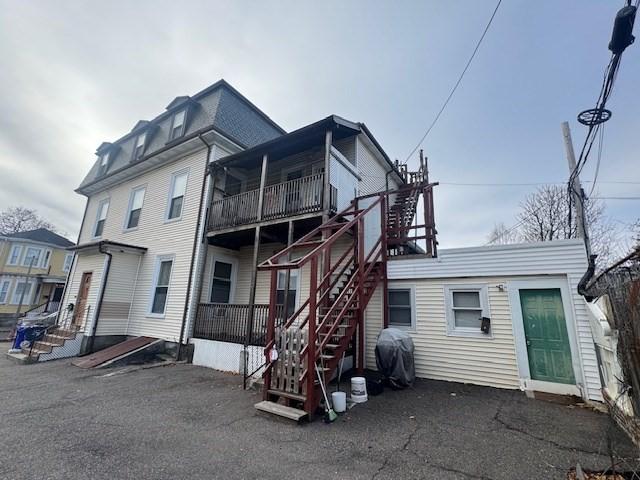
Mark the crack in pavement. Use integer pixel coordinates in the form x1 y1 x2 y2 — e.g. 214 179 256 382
372 422 419 479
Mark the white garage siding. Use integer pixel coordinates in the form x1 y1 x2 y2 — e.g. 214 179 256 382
364 239 602 401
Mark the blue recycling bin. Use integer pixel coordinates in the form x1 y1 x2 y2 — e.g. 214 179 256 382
12 324 27 350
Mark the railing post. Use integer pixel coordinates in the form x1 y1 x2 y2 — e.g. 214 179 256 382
357 213 365 374
380 194 389 329
306 256 318 414
263 269 278 400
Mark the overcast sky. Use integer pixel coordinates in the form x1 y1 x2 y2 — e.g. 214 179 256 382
1 0 638 249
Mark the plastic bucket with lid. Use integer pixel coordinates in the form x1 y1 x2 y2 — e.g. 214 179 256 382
331 391 346 413
351 376 368 403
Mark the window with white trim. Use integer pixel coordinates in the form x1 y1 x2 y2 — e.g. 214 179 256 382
41 249 51 268
149 256 174 316
132 132 146 161
7 245 22 265
125 187 145 230
169 109 186 141
97 152 111 176
11 280 33 305
388 287 415 329
167 171 188 220
93 199 109 237
444 284 490 337
0 279 11 304
210 259 234 304
23 247 42 267
276 270 298 317
63 253 74 272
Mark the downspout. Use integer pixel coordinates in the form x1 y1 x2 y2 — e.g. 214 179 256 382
87 242 112 354
177 134 212 360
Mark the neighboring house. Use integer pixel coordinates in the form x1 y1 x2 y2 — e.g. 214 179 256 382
0 228 74 320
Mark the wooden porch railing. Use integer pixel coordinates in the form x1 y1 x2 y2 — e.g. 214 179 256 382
207 173 325 232
262 172 324 220
193 303 284 346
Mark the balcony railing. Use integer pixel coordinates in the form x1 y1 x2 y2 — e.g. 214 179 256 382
193 303 284 346
207 173 326 232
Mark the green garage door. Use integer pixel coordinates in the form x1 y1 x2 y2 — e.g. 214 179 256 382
519 289 575 385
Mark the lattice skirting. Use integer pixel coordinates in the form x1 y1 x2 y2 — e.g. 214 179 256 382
38 333 83 362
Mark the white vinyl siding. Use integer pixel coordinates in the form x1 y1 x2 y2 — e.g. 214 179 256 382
79 147 209 342
369 239 601 401
355 135 401 196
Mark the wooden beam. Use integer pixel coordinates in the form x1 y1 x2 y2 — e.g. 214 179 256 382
257 153 268 222
322 129 333 222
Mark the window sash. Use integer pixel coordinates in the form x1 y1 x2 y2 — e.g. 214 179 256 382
125 188 145 229
445 285 489 335
150 259 173 315
170 110 186 140
167 172 188 220
8 245 22 265
12 282 32 304
0 281 10 303
387 288 413 328
23 247 42 267
94 200 109 237
63 254 74 272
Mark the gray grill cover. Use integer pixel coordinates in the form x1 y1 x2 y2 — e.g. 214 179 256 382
375 328 415 388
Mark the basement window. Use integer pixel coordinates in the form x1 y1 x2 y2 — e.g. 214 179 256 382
387 287 415 329
444 284 490 337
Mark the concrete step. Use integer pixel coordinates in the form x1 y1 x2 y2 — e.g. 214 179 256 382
5 351 36 365
254 401 308 422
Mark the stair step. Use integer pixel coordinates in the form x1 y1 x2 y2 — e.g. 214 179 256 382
254 401 308 421
267 389 307 403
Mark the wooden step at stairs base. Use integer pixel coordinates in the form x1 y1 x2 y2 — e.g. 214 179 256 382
254 400 308 422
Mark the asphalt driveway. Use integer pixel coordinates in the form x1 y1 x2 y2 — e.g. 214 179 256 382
0 343 637 480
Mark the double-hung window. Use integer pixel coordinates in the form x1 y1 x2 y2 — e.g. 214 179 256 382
125 187 145 230
132 132 146 161
444 284 490 337
23 247 42 268
167 171 188 220
0 279 11 304
97 152 110 176
7 245 22 265
210 259 234 303
150 256 174 316
41 249 51 268
169 110 186 141
276 270 298 317
12 281 33 305
94 199 109 238
388 287 415 329
63 253 74 273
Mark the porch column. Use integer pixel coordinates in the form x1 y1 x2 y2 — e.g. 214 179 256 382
246 154 269 348
281 220 294 322
322 129 333 222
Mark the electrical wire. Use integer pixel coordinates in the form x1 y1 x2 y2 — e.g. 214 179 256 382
404 0 502 163
588 124 605 197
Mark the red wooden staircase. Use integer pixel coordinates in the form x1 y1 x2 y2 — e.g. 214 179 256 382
255 179 437 421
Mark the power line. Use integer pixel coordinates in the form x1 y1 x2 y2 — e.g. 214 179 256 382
404 0 502 162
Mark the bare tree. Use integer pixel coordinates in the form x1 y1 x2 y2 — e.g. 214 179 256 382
488 185 619 267
487 222 521 245
0 206 57 235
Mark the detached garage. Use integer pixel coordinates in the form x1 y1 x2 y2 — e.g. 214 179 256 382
364 239 602 402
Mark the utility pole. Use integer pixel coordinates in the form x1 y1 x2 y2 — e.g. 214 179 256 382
14 255 36 321
561 121 591 258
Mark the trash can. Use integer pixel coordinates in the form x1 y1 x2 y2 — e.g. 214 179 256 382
12 324 28 350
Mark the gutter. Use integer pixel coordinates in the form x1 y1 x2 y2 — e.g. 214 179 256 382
86 243 112 354
176 134 212 360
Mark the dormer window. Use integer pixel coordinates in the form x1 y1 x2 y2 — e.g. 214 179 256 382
169 110 186 141
97 152 110 176
132 132 146 161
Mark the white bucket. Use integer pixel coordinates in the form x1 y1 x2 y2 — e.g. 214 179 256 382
351 376 368 403
331 391 346 413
